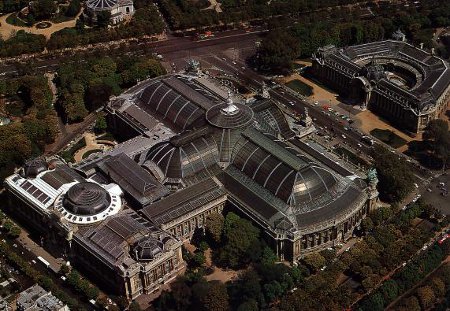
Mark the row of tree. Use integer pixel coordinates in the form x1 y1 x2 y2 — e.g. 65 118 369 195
0 30 46 58
358 242 449 311
46 3 164 50
55 55 166 123
0 75 58 181
0 210 21 238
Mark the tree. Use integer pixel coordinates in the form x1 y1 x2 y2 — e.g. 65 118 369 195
170 278 192 310
429 277 445 298
423 119 450 170
360 217 374 233
264 281 283 303
257 29 301 74
85 286 100 300
260 247 277 266
94 115 107 134
96 11 111 28
379 279 399 304
218 213 260 268
359 292 384 311
397 296 421 311
129 301 141 311
3 220 13 232
8 226 21 239
237 299 258 311
191 252 206 268
0 211 6 224
303 253 326 273
60 263 70 275
65 0 81 17
205 213 224 245
235 270 261 301
201 281 229 311
372 146 415 202
32 0 57 20
416 285 435 309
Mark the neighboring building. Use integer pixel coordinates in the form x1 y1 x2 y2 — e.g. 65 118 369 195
312 40 450 133
0 116 10 126
16 284 69 311
85 0 134 25
5 67 377 300
0 297 10 311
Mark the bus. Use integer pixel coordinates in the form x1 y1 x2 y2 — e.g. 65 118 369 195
37 256 50 269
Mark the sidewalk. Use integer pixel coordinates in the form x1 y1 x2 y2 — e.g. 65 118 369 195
17 228 64 272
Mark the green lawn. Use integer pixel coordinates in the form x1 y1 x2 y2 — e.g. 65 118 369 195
370 128 407 148
96 132 116 142
285 79 313 97
5 13 27 27
82 149 102 159
59 138 86 163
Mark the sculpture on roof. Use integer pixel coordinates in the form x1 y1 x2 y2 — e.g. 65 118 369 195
261 81 270 99
367 167 379 199
367 167 378 185
221 91 239 115
300 107 313 128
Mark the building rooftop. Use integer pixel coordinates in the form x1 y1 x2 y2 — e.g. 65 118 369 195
141 178 226 226
97 153 169 207
17 284 67 311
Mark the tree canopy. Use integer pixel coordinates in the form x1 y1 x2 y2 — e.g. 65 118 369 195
372 145 415 202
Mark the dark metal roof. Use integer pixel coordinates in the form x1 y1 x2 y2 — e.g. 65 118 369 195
144 131 219 182
223 166 366 231
63 182 110 216
97 153 169 207
252 99 295 139
231 129 347 211
41 164 84 190
75 210 163 267
137 76 218 131
86 0 117 10
290 140 354 177
141 178 226 226
23 158 48 179
206 102 254 129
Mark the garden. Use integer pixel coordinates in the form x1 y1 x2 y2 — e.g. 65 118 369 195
370 128 407 148
285 79 313 97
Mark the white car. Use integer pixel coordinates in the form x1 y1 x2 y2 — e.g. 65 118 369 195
341 134 347 139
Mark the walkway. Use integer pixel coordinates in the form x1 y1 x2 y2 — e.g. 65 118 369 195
0 9 83 40
17 227 64 272
202 0 223 13
386 256 450 310
73 132 115 162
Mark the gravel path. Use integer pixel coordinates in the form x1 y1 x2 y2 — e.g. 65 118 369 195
0 9 83 40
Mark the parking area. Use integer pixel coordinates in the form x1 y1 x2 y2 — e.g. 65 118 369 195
421 172 450 214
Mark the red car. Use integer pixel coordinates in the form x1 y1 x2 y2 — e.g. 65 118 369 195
438 234 449 244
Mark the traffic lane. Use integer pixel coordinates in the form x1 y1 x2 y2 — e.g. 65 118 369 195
421 173 450 215
269 89 371 153
153 32 262 55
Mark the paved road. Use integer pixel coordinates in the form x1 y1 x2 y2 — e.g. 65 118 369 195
421 172 450 215
0 29 265 77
